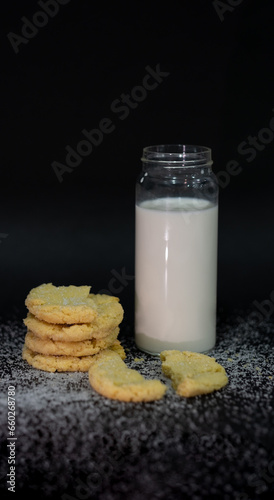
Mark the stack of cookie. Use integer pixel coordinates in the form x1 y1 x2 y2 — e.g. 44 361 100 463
22 283 125 372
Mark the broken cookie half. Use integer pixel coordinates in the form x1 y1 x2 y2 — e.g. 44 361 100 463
160 350 228 397
88 349 167 402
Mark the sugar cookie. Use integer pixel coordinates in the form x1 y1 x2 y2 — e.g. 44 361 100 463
160 350 228 397
22 345 97 372
25 283 98 324
88 349 167 402
24 327 119 356
22 341 125 373
24 294 123 341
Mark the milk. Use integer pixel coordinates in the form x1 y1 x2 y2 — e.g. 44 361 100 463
135 197 218 354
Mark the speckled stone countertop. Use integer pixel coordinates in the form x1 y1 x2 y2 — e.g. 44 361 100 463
0 309 274 500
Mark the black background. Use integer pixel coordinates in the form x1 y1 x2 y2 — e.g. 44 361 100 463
1 0 274 324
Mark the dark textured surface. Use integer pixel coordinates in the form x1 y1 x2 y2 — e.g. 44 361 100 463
0 310 274 500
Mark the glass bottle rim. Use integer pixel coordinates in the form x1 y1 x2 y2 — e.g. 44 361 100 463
141 144 212 167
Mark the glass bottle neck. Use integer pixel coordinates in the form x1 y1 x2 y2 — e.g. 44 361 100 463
141 144 213 169
141 165 213 178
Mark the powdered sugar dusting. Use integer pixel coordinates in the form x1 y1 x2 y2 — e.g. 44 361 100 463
0 311 273 499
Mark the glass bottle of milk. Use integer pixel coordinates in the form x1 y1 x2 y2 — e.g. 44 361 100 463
135 144 218 355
